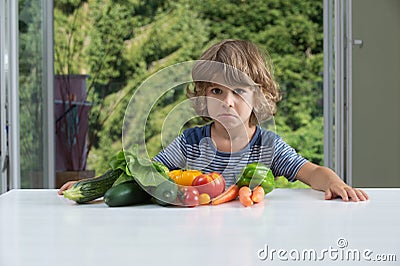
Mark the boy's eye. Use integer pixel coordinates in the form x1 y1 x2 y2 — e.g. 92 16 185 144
233 88 245 95
210 88 223 94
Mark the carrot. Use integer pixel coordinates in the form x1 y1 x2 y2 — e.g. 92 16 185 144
239 186 252 198
211 185 239 205
239 186 253 207
251 186 265 203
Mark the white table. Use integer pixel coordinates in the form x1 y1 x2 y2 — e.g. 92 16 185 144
0 189 399 266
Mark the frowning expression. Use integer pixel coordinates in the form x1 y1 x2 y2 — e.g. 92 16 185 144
206 84 254 129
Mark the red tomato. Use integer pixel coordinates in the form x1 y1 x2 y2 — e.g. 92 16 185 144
191 174 213 186
192 172 226 199
179 186 200 207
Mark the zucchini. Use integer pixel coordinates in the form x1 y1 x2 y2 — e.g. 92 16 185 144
104 181 151 207
63 169 122 204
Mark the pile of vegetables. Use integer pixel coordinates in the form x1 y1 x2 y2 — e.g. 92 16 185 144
63 149 306 208
64 148 176 206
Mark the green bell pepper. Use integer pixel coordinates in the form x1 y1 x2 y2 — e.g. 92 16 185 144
236 162 275 195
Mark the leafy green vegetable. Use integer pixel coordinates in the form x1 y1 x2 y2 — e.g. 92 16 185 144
109 148 169 188
109 150 133 187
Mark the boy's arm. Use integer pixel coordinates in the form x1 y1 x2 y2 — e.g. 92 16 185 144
295 162 368 202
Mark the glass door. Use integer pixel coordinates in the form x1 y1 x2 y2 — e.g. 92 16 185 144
18 0 54 188
0 0 54 193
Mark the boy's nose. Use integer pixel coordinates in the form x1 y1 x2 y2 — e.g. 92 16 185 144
222 91 235 107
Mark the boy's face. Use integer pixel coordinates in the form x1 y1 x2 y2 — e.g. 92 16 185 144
205 83 254 130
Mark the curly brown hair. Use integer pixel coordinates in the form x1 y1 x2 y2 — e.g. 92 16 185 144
186 39 281 126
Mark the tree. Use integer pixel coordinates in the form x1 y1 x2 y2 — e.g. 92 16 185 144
54 0 325 171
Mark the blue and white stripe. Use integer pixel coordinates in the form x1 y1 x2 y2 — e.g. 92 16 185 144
153 124 307 186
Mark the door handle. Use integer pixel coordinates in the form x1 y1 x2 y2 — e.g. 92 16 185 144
1 154 8 172
353 39 363 48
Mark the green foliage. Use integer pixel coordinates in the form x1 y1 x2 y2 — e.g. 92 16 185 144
54 0 325 171
54 0 85 13
19 0 45 187
54 5 88 75
275 176 310 189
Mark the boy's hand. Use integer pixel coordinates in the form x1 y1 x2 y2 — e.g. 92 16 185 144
296 162 369 202
57 181 78 195
324 182 369 202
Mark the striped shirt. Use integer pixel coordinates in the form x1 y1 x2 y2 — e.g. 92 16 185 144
153 123 308 186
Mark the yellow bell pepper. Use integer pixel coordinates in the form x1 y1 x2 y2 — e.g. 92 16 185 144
167 169 202 186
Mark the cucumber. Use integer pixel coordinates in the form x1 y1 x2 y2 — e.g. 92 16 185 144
63 169 123 204
104 181 151 207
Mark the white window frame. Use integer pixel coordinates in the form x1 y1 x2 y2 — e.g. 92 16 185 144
0 0 8 193
0 0 20 191
324 0 353 185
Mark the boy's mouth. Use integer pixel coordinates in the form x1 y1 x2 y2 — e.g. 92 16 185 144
217 113 237 119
